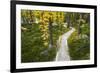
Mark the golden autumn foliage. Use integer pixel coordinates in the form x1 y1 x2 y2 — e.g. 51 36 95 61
33 11 65 46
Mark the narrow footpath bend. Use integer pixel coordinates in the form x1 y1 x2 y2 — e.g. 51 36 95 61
55 27 75 61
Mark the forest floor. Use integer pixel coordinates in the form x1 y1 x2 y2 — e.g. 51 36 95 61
55 27 75 61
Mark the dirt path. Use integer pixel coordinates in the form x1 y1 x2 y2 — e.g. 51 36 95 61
55 27 75 61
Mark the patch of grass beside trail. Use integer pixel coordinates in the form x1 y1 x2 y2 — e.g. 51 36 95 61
68 31 90 60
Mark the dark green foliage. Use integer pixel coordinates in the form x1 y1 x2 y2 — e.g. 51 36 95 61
21 24 52 62
52 24 70 46
81 23 90 37
68 31 90 60
21 23 69 62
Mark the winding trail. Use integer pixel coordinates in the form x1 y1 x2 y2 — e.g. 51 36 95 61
55 27 75 61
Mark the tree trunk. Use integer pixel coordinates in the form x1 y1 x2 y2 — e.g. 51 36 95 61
30 10 33 24
48 18 53 48
67 13 70 28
